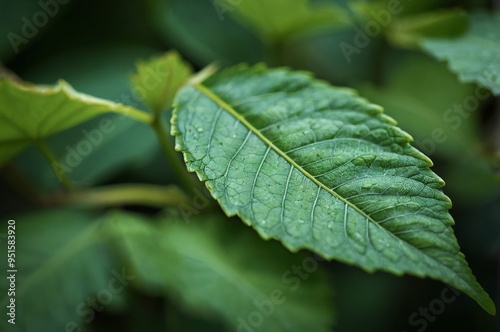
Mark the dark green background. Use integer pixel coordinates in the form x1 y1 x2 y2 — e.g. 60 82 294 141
1 0 499 331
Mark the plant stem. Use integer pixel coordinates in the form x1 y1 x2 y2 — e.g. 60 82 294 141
151 114 201 193
47 183 190 208
35 139 73 190
119 107 154 124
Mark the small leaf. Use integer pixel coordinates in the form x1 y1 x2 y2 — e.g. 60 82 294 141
172 64 495 315
12 45 167 189
0 77 152 166
422 11 500 95
387 8 468 49
108 211 335 331
0 209 118 332
130 51 193 114
230 0 351 42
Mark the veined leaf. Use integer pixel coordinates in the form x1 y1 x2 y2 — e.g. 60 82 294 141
422 11 500 95
0 209 118 332
230 0 351 42
108 211 334 331
130 51 193 114
172 64 495 314
0 77 152 166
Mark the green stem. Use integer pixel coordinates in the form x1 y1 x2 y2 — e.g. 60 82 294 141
151 114 202 192
47 183 190 208
118 107 154 124
35 139 73 190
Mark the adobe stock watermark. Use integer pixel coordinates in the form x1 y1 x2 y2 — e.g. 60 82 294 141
7 0 72 54
51 58 171 180
212 0 244 21
177 187 212 224
413 73 492 156
51 117 116 181
237 254 324 331
340 0 405 63
120 61 172 107
401 284 461 332
65 268 135 332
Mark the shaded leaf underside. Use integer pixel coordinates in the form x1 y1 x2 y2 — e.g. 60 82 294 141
110 212 334 331
0 210 115 332
172 65 494 314
0 78 151 165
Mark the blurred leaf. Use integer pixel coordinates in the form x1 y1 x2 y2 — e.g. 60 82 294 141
230 0 351 42
422 11 500 95
0 77 152 166
130 51 193 114
172 64 495 314
387 8 468 49
148 0 266 66
0 209 119 332
108 211 335 331
348 0 445 19
12 114 159 190
12 45 172 189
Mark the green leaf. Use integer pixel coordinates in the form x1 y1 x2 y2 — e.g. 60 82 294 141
348 0 444 19
13 45 168 189
0 209 119 332
172 64 495 315
387 8 468 49
422 11 500 95
0 77 152 166
230 0 351 42
130 51 193 114
108 211 335 331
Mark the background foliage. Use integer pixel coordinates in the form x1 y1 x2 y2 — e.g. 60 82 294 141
0 0 499 331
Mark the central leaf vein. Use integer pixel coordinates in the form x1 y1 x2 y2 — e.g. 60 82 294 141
194 82 376 227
